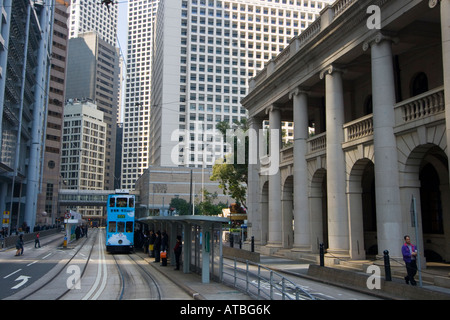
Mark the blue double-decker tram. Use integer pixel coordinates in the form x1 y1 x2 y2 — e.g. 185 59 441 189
106 192 135 253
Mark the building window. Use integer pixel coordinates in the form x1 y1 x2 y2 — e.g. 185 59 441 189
410 72 428 97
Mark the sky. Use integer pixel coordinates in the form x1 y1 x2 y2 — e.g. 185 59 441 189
117 1 129 63
116 0 129 122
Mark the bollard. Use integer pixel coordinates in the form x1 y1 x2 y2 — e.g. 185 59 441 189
319 243 324 267
230 233 234 248
251 236 254 252
383 250 392 281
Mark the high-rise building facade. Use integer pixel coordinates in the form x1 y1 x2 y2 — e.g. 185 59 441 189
65 32 120 189
61 99 106 217
68 0 118 46
0 0 54 232
121 0 160 189
66 0 120 190
36 0 71 226
121 0 332 189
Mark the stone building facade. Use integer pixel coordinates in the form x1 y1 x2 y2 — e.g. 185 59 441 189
241 0 450 264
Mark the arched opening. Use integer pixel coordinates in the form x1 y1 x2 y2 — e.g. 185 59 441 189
403 144 449 263
260 181 269 246
310 169 327 252
362 162 377 255
418 146 448 262
282 175 294 248
420 163 443 234
347 159 376 259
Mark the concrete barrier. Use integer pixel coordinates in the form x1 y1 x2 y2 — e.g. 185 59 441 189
307 264 450 300
223 246 260 263
1 228 61 249
434 275 450 289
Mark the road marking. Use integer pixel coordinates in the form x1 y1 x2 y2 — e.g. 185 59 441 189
4 269 22 279
11 275 31 289
27 261 38 267
82 232 107 300
42 253 52 259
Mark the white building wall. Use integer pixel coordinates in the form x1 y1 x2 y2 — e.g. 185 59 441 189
68 0 118 46
148 0 333 171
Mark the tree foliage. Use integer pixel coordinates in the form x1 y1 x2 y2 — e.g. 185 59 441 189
211 119 249 208
195 189 228 216
168 197 190 215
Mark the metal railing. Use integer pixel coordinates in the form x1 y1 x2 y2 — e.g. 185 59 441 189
222 258 316 300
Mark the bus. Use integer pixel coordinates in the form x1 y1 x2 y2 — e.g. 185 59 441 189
106 193 135 253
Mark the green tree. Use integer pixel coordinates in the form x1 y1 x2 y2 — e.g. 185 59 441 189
168 197 190 215
211 119 249 208
195 189 228 216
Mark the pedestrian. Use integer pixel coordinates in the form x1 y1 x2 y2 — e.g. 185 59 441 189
161 231 168 251
173 235 182 270
160 231 169 266
35 232 41 248
148 230 155 257
143 230 149 253
15 234 24 256
75 226 81 240
154 231 161 262
402 235 418 286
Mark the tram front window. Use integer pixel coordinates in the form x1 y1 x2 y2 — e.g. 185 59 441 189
109 221 116 233
117 221 125 233
126 222 133 233
117 198 127 207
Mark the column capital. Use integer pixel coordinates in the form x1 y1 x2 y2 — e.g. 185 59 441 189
362 31 399 52
248 116 264 127
265 104 281 115
289 87 310 100
428 0 441 9
319 64 345 80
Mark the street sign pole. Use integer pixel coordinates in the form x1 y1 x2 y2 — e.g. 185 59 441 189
411 195 422 287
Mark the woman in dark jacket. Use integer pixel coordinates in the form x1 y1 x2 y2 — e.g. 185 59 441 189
161 231 168 251
173 235 182 270
154 231 161 262
15 234 24 256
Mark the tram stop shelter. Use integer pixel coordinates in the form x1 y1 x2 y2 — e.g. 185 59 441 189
137 215 228 284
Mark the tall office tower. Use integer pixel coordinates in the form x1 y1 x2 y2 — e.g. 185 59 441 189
67 0 120 190
61 99 106 217
148 0 332 170
36 0 71 226
68 0 118 46
121 0 160 189
65 31 120 190
0 0 53 232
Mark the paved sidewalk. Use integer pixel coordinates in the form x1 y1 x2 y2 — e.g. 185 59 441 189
256 254 450 300
138 250 450 300
136 252 252 300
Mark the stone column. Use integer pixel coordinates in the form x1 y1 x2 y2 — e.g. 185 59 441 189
320 65 349 258
438 0 450 182
290 88 311 251
364 32 402 257
247 117 262 245
266 105 282 247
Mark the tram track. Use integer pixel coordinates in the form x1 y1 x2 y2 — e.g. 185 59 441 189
12 228 172 300
112 252 163 300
